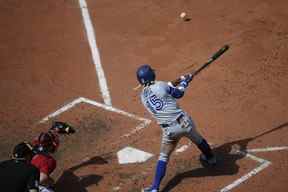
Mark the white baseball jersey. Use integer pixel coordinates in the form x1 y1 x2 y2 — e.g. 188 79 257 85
141 81 184 124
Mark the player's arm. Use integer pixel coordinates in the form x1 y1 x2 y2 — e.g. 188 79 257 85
38 158 56 187
40 172 49 184
167 75 193 98
40 172 55 186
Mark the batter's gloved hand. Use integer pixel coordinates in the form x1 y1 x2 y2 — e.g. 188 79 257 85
180 74 194 83
50 121 76 134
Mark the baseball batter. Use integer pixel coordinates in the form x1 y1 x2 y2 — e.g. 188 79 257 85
136 64 216 192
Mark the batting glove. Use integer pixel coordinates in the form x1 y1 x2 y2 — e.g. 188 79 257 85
180 74 193 83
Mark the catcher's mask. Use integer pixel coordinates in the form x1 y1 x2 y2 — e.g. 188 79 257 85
33 132 60 153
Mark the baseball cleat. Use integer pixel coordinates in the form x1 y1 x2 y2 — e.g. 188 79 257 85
199 153 217 166
142 187 158 192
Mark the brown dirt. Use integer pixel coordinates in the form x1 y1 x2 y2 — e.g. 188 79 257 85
0 0 288 191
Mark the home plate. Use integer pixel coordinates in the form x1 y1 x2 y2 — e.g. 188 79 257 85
117 146 154 164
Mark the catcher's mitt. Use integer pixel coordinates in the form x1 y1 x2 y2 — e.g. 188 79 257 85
50 121 76 134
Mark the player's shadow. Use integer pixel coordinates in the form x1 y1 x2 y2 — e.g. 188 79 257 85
161 122 288 192
55 156 108 192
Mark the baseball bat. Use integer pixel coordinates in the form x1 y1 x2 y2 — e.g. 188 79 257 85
171 44 229 86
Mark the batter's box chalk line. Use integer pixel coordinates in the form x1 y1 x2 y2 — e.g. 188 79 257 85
39 97 151 138
175 141 288 191
220 146 288 191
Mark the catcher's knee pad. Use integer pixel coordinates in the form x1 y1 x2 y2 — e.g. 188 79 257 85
158 152 169 162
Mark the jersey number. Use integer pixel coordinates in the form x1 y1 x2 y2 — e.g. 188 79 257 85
149 94 164 111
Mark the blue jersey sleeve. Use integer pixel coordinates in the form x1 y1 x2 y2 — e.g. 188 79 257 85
153 81 188 99
167 86 184 98
167 79 191 99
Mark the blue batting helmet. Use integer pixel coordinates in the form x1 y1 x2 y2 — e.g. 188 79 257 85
136 64 156 85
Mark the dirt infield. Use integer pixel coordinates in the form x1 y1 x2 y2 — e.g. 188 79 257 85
0 0 288 191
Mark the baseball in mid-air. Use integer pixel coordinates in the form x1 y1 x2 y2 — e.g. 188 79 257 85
180 12 187 19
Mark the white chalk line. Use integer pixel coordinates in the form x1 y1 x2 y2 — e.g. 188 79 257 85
80 97 151 137
78 0 112 106
219 145 288 191
174 143 270 191
174 142 288 191
220 158 271 192
246 146 288 153
219 150 271 192
39 98 83 123
39 97 151 138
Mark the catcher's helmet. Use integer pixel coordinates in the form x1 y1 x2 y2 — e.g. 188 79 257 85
12 142 33 159
33 132 59 153
136 64 155 85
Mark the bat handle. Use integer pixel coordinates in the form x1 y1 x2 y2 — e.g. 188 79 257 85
171 78 182 86
171 73 195 87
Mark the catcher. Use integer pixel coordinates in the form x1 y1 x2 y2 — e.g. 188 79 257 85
30 121 75 192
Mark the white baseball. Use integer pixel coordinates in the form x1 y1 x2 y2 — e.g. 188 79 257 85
180 12 186 19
